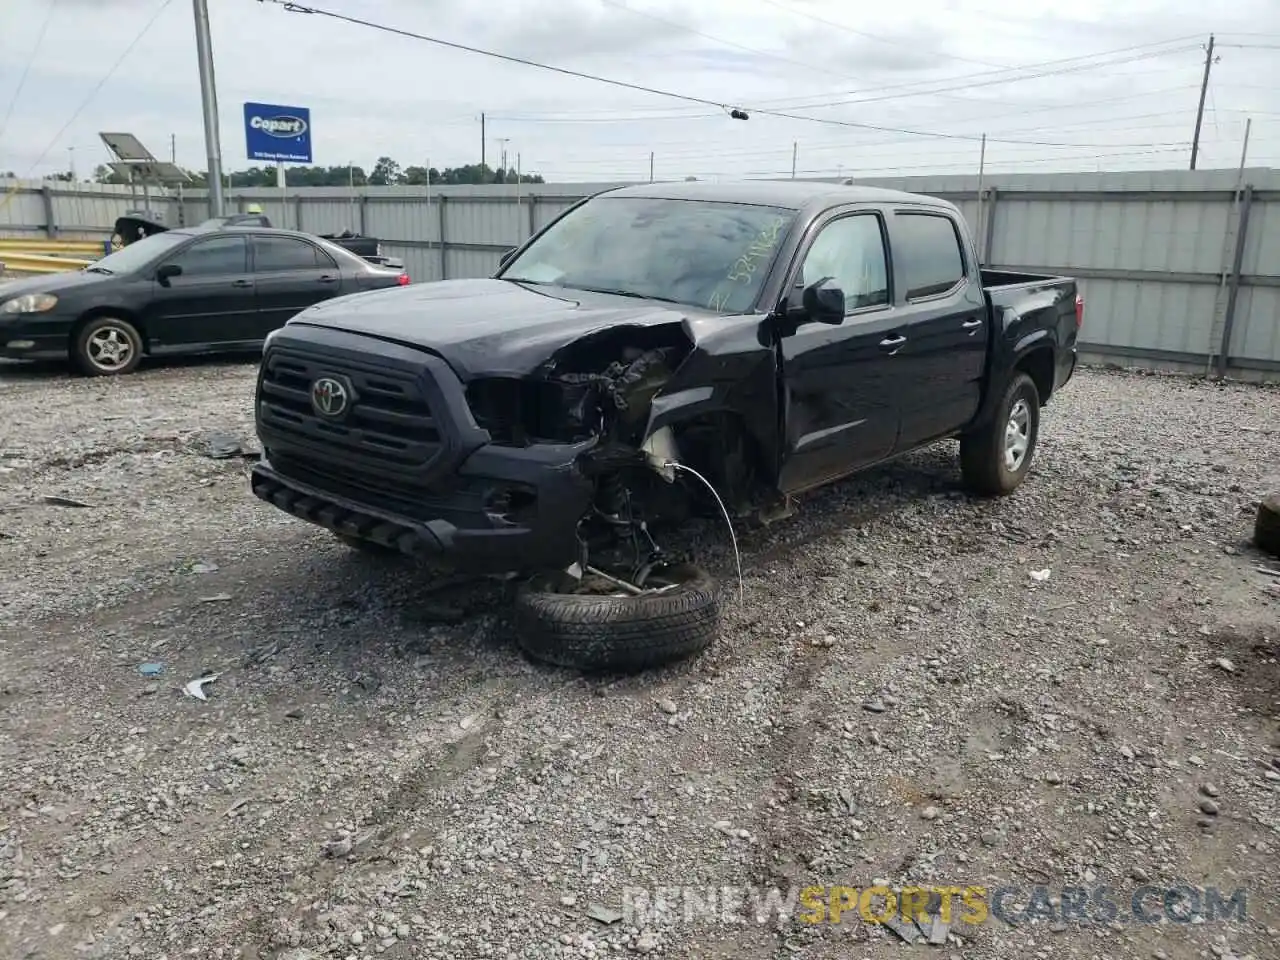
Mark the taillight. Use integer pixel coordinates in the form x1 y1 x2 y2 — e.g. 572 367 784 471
397 272 410 286
1074 293 1084 329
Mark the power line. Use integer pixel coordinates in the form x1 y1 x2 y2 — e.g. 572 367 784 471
532 143 1197 181
0 0 58 146
760 44 1203 113
599 0 1019 110
11 0 175 180
252 1 1203 150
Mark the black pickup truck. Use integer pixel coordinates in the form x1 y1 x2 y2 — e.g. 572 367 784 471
251 181 1080 669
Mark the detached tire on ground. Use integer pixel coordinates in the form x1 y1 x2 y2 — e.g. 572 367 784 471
1255 494 1280 558
960 371 1041 496
514 564 721 672
73 316 143 376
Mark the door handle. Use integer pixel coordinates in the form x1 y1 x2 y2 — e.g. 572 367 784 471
317 275 338 284
961 318 983 328
230 279 252 288
879 335 907 351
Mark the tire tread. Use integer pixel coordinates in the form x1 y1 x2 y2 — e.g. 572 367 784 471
514 564 720 672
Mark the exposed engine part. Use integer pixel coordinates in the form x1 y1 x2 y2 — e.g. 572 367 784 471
558 347 676 444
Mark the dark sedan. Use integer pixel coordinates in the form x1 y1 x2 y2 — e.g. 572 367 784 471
0 225 410 375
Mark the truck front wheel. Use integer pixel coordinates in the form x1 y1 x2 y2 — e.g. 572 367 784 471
513 563 720 672
960 372 1040 496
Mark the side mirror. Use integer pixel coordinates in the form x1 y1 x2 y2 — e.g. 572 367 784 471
786 276 845 326
498 247 517 269
156 262 182 283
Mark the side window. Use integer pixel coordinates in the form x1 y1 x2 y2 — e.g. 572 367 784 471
894 213 966 299
253 236 330 272
167 236 247 277
798 214 889 313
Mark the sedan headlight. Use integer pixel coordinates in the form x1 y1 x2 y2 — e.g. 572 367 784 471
0 293 58 315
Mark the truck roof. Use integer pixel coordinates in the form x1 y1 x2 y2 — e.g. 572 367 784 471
596 179 948 211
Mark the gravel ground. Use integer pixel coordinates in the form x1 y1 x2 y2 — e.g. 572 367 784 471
1 357 1278 960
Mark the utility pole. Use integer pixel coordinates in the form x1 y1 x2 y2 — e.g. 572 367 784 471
170 133 176 163
1190 34 1217 171
480 112 486 171
192 0 225 217
648 151 654 182
791 141 797 179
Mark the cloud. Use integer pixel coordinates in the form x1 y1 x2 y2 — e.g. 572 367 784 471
0 0 1277 182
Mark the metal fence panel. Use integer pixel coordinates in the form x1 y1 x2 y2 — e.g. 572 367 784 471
6 172 1280 376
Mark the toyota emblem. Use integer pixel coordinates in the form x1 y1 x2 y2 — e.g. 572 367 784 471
310 377 349 417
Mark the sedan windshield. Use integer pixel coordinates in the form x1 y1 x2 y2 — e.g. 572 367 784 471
500 197 796 314
85 231 190 275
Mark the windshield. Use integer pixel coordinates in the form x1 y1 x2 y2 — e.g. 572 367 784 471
500 196 796 314
86 231 189 274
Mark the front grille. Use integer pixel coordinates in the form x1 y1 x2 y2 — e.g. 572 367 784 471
258 349 441 470
269 453 487 523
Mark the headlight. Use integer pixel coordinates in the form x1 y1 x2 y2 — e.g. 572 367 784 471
0 293 58 314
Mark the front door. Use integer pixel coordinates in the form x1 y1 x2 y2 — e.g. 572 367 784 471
251 234 344 336
145 235 256 349
888 211 989 450
777 210 903 494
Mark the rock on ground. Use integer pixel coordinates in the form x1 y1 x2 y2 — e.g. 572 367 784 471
1 357 1278 959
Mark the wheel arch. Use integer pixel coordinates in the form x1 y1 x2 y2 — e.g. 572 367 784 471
1013 344 1056 406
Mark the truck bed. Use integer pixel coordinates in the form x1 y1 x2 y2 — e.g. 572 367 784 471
980 267 1076 314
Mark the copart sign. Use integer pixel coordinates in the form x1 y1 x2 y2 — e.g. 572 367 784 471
243 102 313 163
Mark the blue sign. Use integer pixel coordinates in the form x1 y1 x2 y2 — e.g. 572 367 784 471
243 102 312 163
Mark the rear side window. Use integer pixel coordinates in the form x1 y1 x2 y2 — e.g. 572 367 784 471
894 213 966 299
253 236 334 272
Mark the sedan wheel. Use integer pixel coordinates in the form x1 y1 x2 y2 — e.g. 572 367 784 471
74 317 144 376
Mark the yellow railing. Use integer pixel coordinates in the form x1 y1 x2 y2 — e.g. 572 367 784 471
0 252 94 274
0 238 110 257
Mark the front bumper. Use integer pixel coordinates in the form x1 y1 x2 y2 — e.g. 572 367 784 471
0 316 73 361
251 446 595 574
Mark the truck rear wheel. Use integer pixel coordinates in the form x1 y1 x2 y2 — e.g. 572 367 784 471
960 372 1040 496
513 563 720 672
1255 494 1280 557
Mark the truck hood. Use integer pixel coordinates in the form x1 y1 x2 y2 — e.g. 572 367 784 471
288 277 706 378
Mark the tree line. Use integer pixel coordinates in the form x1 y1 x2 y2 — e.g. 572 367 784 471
80 156 544 188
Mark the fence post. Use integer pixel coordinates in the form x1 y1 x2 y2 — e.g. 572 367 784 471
527 194 537 241
41 186 58 239
294 196 304 232
438 195 448 280
982 186 998 265
1217 183 1254 378
358 194 368 236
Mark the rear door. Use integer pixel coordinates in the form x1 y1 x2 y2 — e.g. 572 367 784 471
777 208 903 494
145 234 255 348
251 234 344 335
888 210 988 451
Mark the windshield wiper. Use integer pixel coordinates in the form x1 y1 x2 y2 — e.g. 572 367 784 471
569 285 686 306
84 265 113 275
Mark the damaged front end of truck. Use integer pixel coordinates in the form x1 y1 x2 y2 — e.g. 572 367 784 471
462 318 779 587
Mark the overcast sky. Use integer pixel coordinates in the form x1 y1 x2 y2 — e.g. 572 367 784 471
1 0 1277 183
